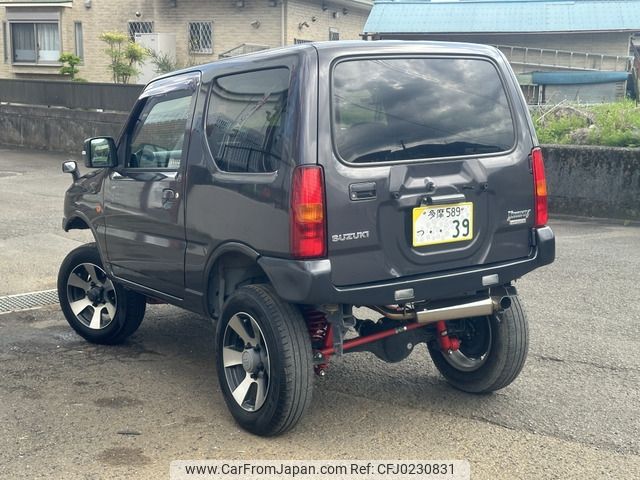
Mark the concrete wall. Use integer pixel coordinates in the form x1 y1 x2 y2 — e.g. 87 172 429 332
0 104 127 155
544 81 627 104
0 0 371 83
542 145 640 221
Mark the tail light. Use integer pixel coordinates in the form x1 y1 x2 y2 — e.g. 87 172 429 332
531 147 548 227
290 165 326 259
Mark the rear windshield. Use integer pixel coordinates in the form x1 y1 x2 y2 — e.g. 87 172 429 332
332 57 515 164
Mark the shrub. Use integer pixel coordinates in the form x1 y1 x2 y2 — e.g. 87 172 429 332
531 100 640 147
59 53 85 82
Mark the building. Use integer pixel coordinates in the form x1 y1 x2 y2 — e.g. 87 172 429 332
0 0 372 83
363 0 640 103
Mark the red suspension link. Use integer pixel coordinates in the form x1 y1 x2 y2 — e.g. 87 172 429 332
304 309 460 373
435 320 460 352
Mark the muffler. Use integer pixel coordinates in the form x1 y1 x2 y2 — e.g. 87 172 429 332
373 295 511 325
416 297 494 324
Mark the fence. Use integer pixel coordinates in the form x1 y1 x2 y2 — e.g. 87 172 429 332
0 79 144 112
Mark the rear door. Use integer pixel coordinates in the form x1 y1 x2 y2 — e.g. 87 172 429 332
319 53 535 287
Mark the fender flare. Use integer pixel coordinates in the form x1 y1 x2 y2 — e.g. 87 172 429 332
63 211 112 276
202 242 264 316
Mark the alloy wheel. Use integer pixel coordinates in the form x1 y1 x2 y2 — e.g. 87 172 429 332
222 312 271 412
66 263 117 330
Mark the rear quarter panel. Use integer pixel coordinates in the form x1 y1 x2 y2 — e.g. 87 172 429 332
183 49 319 297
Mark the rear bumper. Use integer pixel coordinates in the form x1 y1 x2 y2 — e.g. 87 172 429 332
259 226 555 305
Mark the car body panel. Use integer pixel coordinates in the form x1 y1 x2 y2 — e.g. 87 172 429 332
62 41 555 313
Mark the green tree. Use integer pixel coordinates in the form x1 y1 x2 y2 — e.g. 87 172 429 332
59 53 85 82
99 31 148 84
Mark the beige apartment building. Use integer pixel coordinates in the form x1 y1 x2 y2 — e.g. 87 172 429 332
0 0 371 83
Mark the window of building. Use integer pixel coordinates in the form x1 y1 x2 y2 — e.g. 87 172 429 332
128 21 154 41
188 22 212 54
206 68 290 173
329 28 339 41
2 22 7 63
10 22 60 64
294 38 312 44
74 22 83 61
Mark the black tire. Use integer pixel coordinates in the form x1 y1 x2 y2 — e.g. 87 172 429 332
428 295 529 393
216 284 313 436
58 243 146 345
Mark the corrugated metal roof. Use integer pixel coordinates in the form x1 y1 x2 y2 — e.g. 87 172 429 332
364 0 640 34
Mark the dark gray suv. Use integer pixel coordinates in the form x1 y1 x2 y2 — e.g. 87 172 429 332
58 41 555 436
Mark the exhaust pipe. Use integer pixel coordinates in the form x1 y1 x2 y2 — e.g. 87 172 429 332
415 298 495 324
495 295 511 311
373 296 511 325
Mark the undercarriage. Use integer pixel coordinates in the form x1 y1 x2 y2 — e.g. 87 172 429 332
304 286 516 376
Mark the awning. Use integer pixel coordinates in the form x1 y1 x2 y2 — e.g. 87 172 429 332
0 1 72 6
531 71 630 85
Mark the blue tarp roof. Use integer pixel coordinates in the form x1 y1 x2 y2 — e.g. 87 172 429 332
364 0 640 34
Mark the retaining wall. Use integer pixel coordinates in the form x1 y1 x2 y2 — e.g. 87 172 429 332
0 105 127 156
542 145 640 221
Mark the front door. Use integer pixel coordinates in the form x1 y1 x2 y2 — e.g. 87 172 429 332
104 73 199 298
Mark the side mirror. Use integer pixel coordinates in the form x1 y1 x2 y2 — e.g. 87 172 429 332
82 137 118 168
62 160 79 181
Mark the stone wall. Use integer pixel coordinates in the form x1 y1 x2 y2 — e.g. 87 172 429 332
0 104 127 155
542 145 640 221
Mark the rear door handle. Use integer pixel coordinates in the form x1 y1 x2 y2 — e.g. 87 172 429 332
349 182 377 201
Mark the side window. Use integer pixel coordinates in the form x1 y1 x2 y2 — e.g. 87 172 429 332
206 68 289 173
127 91 194 169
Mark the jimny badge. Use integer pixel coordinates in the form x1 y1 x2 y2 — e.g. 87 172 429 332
507 209 531 225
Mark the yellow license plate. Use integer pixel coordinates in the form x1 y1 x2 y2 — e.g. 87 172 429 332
412 202 473 247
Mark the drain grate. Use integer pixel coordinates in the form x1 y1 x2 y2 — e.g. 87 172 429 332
0 289 59 314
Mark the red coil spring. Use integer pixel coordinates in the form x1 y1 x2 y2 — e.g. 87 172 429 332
301 307 330 375
303 307 329 346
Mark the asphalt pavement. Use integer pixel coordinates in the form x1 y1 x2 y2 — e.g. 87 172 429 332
0 147 639 479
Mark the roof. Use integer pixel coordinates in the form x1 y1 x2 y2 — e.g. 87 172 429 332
364 0 640 34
